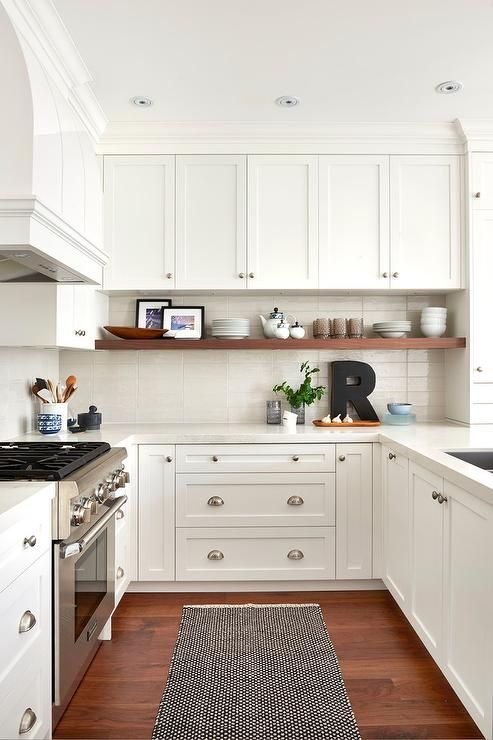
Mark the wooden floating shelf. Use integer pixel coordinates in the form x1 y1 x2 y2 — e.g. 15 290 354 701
95 337 466 350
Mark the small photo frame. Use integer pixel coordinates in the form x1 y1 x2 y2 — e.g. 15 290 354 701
136 299 172 329
162 306 205 340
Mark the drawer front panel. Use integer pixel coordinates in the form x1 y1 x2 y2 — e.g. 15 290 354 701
176 526 335 581
176 473 335 527
176 444 335 473
0 499 51 593
0 551 50 685
0 630 50 740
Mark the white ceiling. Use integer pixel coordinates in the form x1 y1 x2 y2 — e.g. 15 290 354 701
53 0 493 123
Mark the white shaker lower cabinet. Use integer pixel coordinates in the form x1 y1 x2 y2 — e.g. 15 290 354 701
176 527 335 581
381 446 410 610
0 485 53 740
408 462 444 660
138 446 175 581
335 444 372 579
441 480 493 738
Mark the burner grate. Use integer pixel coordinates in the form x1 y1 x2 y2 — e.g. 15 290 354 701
0 442 111 481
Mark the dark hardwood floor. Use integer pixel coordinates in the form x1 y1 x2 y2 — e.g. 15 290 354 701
54 590 483 740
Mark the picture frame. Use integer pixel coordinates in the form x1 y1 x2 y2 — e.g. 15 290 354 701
162 306 205 340
135 299 172 329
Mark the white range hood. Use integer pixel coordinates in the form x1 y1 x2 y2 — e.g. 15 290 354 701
0 0 107 284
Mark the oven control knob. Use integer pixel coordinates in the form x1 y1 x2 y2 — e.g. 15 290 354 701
95 483 109 503
108 473 121 492
80 498 92 523
88 495 98 514
71 504 85 527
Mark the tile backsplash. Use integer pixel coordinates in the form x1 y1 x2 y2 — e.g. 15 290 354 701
60 294 446 424
0 348 59 438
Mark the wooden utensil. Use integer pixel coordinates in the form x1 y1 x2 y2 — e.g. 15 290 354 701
37 388 53 403
46 379 56 403
63 375 77 402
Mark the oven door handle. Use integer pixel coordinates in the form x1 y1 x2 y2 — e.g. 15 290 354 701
59 495 127 559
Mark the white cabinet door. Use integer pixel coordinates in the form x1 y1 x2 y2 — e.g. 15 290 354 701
247 155 318 289
382 447 410 610
472 212 493 383
471 153 493 210
176 155 246 289
442 480 493 738
390 155 461 289
138 445 175 581
56 286 108 349
335 443 372 579
319 156 390 289
103 155 175 290
408 462 444 659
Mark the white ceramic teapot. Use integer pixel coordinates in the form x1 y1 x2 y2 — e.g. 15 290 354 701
259 307 286 338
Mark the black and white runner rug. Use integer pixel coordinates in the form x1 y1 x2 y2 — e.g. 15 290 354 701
152 604 361 740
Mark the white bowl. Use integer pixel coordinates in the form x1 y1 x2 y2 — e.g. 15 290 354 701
421 306 447 312
420 321 446 328
375 331 408 338
421 326 446 337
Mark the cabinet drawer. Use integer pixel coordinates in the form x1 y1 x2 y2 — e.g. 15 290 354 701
176 527 335 581
0 630 51 740
0 551 50 686
176 473 335 527
176 444 335 473
0 495 51 593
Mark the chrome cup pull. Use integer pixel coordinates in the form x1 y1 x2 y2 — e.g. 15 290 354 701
207 496 224 507
23 535 36 548
287 495 304 506
207 550 224 561
287 549 304 560
18 610 36 634
19 708 37 735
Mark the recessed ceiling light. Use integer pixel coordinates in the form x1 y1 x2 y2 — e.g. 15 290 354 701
130 96 153 107
435 80 463 94
275 95 300 107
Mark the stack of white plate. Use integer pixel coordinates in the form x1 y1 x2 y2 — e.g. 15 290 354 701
420 307 447 337
211 318 250 339
373 321 412 338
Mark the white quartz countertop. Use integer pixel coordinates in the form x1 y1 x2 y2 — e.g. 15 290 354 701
11 421 493 505
0 480 55 518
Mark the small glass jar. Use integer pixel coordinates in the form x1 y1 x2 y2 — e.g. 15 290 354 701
291 404 305 425
266 400 282 425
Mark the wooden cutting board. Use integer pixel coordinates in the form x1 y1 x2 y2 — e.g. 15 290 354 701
312 419 381 427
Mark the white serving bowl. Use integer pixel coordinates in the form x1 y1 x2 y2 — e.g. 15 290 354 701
420 325 446 337
421 306 447 312
376 330 409 338
420 322 446 329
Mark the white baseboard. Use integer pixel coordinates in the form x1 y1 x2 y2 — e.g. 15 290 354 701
126 579 386 593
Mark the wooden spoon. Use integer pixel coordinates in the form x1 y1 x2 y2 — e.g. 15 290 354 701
63 375 77 402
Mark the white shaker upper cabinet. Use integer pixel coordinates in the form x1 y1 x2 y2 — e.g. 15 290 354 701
176 155 246 289
319 156 390 289
390 155 462 290
103 156 175 290
247 155 318 289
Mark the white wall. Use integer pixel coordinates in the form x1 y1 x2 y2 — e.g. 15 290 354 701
0 348 59 439
60 293 446 424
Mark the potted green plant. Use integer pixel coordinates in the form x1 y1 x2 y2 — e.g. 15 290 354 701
272 361 326 424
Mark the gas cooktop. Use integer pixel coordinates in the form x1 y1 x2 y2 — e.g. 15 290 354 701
0 442 111 481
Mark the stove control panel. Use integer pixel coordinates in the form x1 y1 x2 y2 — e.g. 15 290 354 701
70 464 129 529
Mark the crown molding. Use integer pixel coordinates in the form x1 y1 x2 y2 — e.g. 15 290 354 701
98 120 464 154
1 0 107 141
455 118 493 152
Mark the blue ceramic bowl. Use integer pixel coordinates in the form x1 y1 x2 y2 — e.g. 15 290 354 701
387 403 413 416
38 413 62 435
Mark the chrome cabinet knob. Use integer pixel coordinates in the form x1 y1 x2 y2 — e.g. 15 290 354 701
166 272 173 279
392 271 399 278
18 610 36 634
388 452 396 460
116 509 124 519
166 456 173 462
116 566 125 579
382 272 389 278
19 708 37 735
212 455 219 462
207 550 224 560
474 191 481 198
23 535 36 548
338 455 346 462
292 455 300 462
287 549 304 560
238 272 245 279
74 329 86 336
287 495 304 506
249 272 255 278
207 496 224 507
432 490 439 500
476 366 484 373
437 494 448 504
